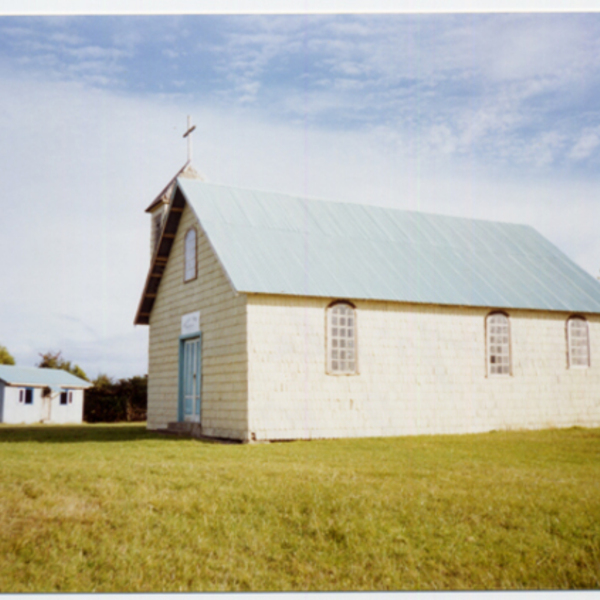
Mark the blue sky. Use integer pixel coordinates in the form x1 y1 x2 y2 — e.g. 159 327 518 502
3 12 600 167
1 9 599 379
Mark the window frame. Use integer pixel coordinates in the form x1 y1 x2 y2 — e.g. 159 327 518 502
19 388 34 404
60 390 73 405
566 315 590 369
486 311 512 377
326 300 359 376
183 227 198 283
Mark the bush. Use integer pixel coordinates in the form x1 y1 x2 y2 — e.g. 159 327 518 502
84 375 147 423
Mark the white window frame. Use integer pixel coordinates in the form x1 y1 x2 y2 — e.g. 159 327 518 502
184 227 197 283
567 316 590 369
326 301 358 376
486 312 511 377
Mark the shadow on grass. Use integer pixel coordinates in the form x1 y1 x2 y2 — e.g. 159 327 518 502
0 424 190 444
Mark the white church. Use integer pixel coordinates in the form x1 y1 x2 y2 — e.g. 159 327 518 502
135 130 600 442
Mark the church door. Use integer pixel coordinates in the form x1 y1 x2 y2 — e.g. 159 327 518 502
182 336 202 423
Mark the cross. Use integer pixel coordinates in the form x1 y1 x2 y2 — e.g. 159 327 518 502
183 115 196 163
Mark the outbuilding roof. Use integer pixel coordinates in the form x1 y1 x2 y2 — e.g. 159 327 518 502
0 365 91 389
135 178 600 324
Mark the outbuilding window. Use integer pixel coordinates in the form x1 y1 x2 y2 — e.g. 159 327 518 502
60 390 73 405
567 316 590 368
184 228 197 282
327 302 357 375
487 312 511 376
19 388 33 404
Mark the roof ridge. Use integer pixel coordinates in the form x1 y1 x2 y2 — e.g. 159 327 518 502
176 178 531 229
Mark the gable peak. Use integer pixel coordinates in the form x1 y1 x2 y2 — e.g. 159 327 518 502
180 163 205 181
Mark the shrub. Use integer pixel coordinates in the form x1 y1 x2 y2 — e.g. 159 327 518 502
84 375 147 423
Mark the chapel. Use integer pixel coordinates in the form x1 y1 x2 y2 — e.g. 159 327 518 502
135 157 600 442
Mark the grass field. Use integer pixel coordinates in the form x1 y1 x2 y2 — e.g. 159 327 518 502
0 424 599 592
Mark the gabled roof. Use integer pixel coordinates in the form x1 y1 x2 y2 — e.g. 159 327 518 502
135 179 600 324
0 365 91 389
144 162 204 213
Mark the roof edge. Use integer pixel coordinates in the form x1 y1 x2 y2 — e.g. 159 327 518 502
0 381 92 389
144 160 190 213
176 178 534 230
135 181 188 325
243 290 600 316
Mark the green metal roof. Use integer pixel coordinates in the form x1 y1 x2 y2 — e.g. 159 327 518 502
173 179 600 314
0 365 91 389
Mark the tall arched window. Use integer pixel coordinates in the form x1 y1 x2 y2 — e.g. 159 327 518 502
327 302 357 375
487 312 511 376
184 227 197 282
567 316 590 368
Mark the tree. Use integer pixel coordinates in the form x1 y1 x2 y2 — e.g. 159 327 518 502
36 350 88 381
93 373 114 389
0 345 15 365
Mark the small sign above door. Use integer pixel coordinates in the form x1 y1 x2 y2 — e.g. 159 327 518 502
181 311 200 335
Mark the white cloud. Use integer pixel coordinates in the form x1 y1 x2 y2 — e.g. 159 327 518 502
480 17 598 83
49 32 85 45
66 45 129 60
196 14 600 174
569 127 600 161
514 131 567 167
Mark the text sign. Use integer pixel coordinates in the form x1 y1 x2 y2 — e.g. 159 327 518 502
181 311 200 335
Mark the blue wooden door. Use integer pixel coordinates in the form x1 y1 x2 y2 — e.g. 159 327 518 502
182 337 201 422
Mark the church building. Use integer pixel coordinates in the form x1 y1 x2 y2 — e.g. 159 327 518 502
135 158 600 442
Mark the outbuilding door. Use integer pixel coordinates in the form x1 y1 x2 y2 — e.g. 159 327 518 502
42 394 51 422
181 336 201 422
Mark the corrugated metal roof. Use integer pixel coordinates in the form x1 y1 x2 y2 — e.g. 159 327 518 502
176 179 600 314
0 365 91 388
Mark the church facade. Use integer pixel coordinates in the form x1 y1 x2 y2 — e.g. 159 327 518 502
135 169 600 441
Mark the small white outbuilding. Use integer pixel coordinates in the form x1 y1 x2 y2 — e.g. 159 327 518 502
0 365 91 424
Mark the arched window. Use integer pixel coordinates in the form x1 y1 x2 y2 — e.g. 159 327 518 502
184 228 197 282
567 316 590 368
327 302 357 375
487 312 510 376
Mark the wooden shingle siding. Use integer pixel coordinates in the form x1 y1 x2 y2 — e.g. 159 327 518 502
246 295 600 440
147 204 248 440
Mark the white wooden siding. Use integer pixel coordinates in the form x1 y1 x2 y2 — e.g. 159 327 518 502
147 204 248 440
0 386 84 424
246 295 600 440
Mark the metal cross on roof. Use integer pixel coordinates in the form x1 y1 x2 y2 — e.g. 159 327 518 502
183 115 196 163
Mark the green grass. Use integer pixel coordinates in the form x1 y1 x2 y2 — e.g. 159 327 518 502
0 424 599 591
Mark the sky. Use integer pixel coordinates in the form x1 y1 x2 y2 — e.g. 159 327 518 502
1 4 600 380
